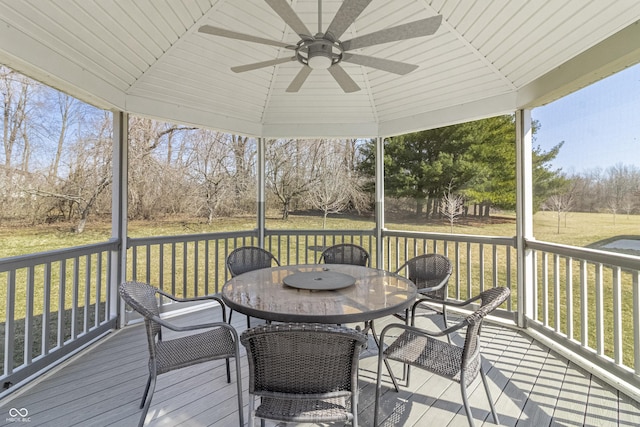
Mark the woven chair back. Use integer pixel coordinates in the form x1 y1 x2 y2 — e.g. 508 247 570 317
240 323 367 395
320 243 370 267
461 287 511 370
398 254 452 299
119 281 163 354
226 246 280 277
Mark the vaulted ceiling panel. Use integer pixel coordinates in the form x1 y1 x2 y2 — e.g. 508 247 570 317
1 0 639 138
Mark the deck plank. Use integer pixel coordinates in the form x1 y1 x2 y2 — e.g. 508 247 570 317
548 362 590 426
0 306 638 427
516 349 568 426
618 390 640 426
584 375 621 426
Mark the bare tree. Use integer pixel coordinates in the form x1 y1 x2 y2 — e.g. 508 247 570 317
225 134 256 213
266 138 322 219
1 67 34 169
186 130 235 223
440 182 464 233
308 140 367 228
544 193 574 233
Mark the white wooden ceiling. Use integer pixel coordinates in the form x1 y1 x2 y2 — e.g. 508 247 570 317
1 0 640 138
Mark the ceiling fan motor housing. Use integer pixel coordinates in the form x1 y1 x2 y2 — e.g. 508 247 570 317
297 37 342 69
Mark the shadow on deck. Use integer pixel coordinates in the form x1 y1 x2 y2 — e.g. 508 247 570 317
1 305 639 426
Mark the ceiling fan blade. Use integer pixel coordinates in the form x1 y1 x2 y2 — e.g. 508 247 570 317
324 0 372 42
341 15 442 51
286 66 313 92
265 0 312 38
232 57 297 73
198 25 293 48
328 64 360 93
342 53 418 75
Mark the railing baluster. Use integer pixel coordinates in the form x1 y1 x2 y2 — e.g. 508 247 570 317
554 254 560 333
146 244 151 284
182 242 188 298
171 242 177 295
25 266 35 365
532 249 537 320
42 262 51 355
466 242 472 298
506 245 512 311
84 255 91 334
193 241 199 297
634 270 640 375
566 256 573 340
613 266 622 365
595 263 604 356
580 260 588 348
57 261 66 348
479 243 485 293
543 252 549 327
72 256 80 340
204 239 211 295
4 271 16 375
492 244 498 289
96 253 102 327
455 241 460 300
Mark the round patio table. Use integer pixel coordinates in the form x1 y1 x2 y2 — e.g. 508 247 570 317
221 264 417 324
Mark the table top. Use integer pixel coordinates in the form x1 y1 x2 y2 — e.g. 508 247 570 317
221 264 417 324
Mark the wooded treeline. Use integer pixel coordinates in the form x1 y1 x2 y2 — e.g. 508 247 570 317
2 66 638 233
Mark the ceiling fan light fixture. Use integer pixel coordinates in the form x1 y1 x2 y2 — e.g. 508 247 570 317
308 53 332 70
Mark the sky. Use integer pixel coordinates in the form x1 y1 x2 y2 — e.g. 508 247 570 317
531 62 640 175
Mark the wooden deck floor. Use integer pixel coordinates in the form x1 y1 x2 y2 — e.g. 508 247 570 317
1 305 639 427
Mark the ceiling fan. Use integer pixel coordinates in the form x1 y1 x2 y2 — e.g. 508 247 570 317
198 0 442 93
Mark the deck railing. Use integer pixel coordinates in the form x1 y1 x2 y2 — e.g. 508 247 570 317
2 228 639 398
0 240 118 391
526 240 640 390
382 230 518 318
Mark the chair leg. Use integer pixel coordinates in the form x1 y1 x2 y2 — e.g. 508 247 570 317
233 347 244 427
374 343 385 427
442 304 451 344
140 373 152 409
139 370 157 427
248 395 255 427
480 365 499 424
370 320 400 392
460 380 475 427
352 383 359 427
228 309 234 324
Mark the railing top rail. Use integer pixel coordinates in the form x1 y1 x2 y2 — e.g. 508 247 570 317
384 229 516 246
526 238 640 271
127 229 257 246
265 228 375 237
0 239 119 272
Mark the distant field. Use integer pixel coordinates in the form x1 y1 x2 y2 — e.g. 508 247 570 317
0 211 638 259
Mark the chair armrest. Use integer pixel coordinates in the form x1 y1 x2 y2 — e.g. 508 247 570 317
415 275 450 295
149 314 237 335
416 291 483 308
380 319 468 344
155 288 224 305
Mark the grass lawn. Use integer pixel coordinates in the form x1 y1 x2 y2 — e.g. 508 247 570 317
1 211 638 258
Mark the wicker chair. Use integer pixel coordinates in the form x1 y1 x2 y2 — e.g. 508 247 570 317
394 254 452 330
319 243 370 267
374 287 510 427
226 246 280 326
119 281 244 427
240 323 367 427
